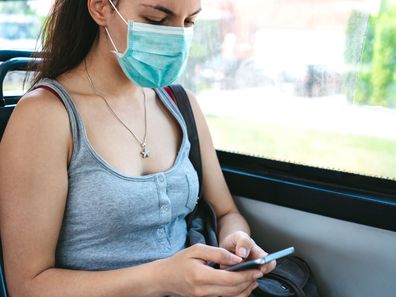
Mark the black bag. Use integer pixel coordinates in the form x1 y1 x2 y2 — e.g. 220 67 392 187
165 85 320 297
251 256 320 297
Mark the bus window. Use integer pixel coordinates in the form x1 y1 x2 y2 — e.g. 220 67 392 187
0 0 52 97
179 0 396 181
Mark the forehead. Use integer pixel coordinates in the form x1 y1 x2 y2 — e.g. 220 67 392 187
134 0 201 14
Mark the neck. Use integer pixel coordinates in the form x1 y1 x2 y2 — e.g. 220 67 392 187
82 35 141 99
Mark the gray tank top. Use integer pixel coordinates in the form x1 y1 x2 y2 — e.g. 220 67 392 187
34 78 199 271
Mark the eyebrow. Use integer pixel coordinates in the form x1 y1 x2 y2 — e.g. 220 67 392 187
141 4 202 17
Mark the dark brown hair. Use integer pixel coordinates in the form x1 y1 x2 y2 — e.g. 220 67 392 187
32 0 118 85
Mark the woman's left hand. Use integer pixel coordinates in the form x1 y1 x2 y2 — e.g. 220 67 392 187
220 231 276 274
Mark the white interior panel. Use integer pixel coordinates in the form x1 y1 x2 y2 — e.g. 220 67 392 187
235 196 396 297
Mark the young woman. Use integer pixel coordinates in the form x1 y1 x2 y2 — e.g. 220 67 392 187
0 1 276 296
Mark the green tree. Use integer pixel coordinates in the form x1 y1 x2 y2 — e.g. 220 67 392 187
350 0 396 107
371 8 396 107
345 11 372 64
344 10 372 104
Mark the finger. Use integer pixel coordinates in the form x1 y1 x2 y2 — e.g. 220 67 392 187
200 280 254 297
234 280 259 297
199 266 263 287
247 244 267 260
261 259 277 274
247 244 272 274
219 262 232 270
234 233 256 259
189 244 242 266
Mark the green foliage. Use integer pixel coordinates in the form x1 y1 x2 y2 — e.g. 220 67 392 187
371 10 396 106
345 11 371 64
352 1 396 107
361 16 376 64
354 67 372 105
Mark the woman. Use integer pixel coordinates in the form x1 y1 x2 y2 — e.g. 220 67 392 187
0 0 276 296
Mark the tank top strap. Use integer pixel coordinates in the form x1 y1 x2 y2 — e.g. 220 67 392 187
154 87 187 129
33 78 84 152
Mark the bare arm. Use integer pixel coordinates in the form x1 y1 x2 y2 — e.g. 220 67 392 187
185 90 250 242
186 90 276 274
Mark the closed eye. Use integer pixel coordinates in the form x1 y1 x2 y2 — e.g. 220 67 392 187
144 17 167 25
185 18 196 26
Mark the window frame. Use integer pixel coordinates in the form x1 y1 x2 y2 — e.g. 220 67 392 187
218 150 396 232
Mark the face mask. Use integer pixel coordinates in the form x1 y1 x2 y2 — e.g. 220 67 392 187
106 0 194 88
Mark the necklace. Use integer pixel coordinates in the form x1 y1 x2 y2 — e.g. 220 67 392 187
84 60 150 159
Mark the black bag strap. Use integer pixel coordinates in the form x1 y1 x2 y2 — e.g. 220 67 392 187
269 274 306 297
164 85 218 248
167 85 203 196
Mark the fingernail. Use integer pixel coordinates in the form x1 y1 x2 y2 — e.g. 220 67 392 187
255 272 263 279
239 247 248 258
231 254 242 263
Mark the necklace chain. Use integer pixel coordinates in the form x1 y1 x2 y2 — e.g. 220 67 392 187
84 59 150 158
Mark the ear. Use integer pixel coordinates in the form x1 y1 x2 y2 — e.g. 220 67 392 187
87 0 112 26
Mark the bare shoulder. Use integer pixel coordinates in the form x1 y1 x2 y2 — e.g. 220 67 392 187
13 87 69 126
1 87 71 163
184 88 200 109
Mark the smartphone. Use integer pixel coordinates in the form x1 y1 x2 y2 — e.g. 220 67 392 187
225 247 295 272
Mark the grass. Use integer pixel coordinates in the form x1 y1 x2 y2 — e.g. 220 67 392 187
206 114 396 181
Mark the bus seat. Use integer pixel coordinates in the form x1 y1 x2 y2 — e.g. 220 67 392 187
0 56 38 104
0 50 35 63
0 57 39 140
0 243 8 297
0 105 15 142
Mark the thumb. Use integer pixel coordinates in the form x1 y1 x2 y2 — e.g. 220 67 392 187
189 244 242 266
235 237 255 259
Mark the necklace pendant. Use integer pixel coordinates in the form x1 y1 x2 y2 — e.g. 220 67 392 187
141 143 150 159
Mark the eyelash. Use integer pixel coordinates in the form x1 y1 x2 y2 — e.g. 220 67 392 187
144 17 195 26
145 18 166 25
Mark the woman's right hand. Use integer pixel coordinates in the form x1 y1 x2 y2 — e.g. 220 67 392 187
158 243 263 297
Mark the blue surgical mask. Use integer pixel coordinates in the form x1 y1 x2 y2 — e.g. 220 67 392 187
106 0 194 88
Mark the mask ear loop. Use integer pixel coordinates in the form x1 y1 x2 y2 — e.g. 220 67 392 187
104 26 119 53
108 0 128 25
105 0 129 53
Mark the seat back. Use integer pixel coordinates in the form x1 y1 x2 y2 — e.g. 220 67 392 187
0 105 16 141
0 55 39 140
0 243 7 297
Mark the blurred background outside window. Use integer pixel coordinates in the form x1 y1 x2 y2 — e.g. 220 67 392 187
179 0 396 181
1 0 395 180
0 0 50 95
